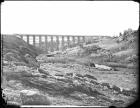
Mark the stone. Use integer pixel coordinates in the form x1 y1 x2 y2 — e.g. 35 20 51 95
20 90 51 105
90 80 99 85
95 64 112 70
2 87 21 104
38 68 50 76
83 74 97 80
55 73 64 77
112 85 121 92
75 73 84 78
65 73 73 77
24 54 40 69
101 82 110 89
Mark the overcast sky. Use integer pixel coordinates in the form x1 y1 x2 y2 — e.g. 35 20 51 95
1 1 139 36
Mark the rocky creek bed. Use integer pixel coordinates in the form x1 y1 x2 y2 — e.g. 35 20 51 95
2 56 137 107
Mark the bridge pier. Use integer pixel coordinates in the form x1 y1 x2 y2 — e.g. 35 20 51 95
67 36 70 48
56 36 59 51
33 35 35 46
61 36 64 51
50 36 53 52
82 36 85 43
27 35 29 44
45 36 48 53
39 36 42 47
72 36 75 45
77 36 80 44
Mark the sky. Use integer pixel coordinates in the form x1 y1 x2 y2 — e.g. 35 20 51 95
1 1 139 36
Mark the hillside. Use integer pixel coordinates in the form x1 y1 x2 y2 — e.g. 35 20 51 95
2 34 43 64
1 31 138 107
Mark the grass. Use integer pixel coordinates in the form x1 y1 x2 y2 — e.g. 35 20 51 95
101 62 137 69
42 56 76 64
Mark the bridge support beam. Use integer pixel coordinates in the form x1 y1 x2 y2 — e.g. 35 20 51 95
67 36 70 48
61 36 64 51
33 35 35 46
82 36 85 43
77 36 80 44
50 36 53 52
45 36 48 53
39 36 42 48
56 36 59 51
72 36 75 45
27 35 29 44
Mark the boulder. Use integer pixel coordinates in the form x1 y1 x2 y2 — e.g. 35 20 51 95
90 80 99 85
55 73 64 77
101 82 110 89
20 90 51 105
38 68 50 76
95 64 112 70
65 72 74 77
121 88 137 97
75 73 84 78
83 74 97 80
111 85 121 93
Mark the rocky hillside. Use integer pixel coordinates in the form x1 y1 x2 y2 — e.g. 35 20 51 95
110 30 138 66
2 34 43 64
75 30 138 68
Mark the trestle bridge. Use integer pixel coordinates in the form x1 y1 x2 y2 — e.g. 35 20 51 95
16 34 89 53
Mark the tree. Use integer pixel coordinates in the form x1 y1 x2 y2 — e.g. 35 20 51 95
119 32 122 37
122 28 133 41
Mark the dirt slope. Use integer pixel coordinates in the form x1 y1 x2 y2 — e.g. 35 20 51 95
2 34 43 63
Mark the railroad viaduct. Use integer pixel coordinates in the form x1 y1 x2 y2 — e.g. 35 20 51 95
15 34 89 53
